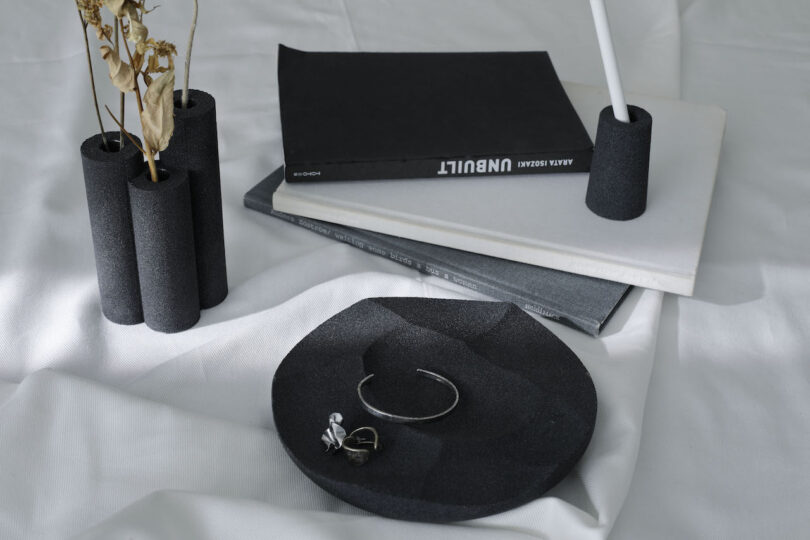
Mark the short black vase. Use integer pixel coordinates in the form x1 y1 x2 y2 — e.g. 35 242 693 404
160 89 228 309
585 105 653 221
128 163 200 333
80 132 145 324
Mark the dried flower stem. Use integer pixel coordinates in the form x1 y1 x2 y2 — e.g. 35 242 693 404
181 0 198 108
114 21 125 148
119 17 159 183
78 8 109 151
105 105 145 154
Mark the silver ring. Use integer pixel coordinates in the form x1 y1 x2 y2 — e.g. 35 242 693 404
341 426 382 466
357 369 459 424
321 413 382 465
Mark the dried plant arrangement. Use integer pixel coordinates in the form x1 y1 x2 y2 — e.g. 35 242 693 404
78 0 178 183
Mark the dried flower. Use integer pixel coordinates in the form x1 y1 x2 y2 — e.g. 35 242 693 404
147 39 178 73
77 0 102 26
140 70 175 152
96 24 114 41
100 45 136 92
78 0 111 40
152 40 178 61
127 17 148 44
87 0 178 182
102 0 129 18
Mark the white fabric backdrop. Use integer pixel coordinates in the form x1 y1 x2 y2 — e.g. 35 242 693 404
1 0 808 539
612 1 810 537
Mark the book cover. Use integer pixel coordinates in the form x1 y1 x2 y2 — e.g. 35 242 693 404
278 45 593 182
273 82 727 296
245 167 630 336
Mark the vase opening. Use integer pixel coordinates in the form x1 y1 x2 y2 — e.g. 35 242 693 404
98 138 124 153
175 98 197 109
154 167 173 183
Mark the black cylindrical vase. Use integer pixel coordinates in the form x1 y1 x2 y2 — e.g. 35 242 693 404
80 132 145 324
129 163 200 333
585 105 653 221
160 89 228 309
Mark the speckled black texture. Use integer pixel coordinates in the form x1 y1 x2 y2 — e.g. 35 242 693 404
272 298 597 522
80 132 145 324
160 89 228 309
586 105 653 220
128 163 200 333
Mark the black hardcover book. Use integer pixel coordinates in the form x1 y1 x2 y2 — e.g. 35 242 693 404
244 168 630 336
278 45 593 182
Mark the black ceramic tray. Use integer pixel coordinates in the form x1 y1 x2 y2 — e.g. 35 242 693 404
272 298 597 522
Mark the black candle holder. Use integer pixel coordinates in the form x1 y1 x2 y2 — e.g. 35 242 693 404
586 105 653 221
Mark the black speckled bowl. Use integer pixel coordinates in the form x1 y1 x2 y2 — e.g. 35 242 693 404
272 298 597 522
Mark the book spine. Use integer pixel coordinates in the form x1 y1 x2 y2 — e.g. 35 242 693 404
265 207 596 335
284 150 593 182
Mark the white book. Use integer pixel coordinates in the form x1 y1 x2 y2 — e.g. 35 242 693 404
273 82 726 296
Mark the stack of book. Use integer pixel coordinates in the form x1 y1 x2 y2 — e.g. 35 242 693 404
244 47 726 336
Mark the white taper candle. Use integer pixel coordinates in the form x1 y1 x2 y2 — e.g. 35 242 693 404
589 0 630 123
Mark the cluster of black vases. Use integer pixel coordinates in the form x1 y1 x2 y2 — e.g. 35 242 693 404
80 90 227 333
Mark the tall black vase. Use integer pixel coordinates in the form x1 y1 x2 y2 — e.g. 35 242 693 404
128 163 200 333
160 89 228 309
80 132 145 324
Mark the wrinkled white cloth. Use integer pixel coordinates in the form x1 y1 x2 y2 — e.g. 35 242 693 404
611 1 810 538
2 0 808 539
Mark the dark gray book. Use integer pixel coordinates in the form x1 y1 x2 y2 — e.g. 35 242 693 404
244 168 630 336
